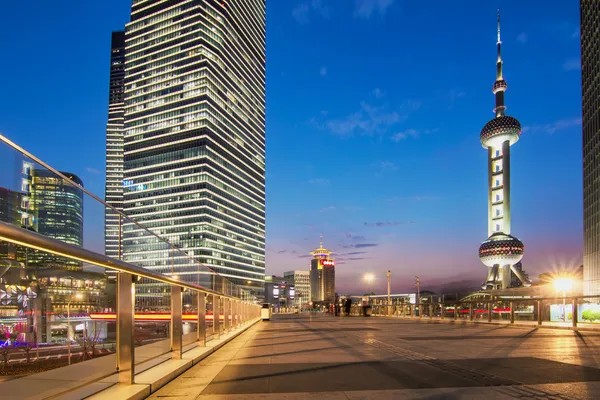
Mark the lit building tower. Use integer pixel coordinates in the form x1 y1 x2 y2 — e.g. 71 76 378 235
479 11 531 290
122 0 266 301
581 0 600 295
309 237 335 303
104 31 126 260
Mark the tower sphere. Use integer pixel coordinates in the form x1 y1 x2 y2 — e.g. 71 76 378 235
492 80 507 94
478 232 524 267
480 115 521 148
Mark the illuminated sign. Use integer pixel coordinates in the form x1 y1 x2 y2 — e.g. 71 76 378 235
321 260 335 267
290 287 295 299
273 287 280 298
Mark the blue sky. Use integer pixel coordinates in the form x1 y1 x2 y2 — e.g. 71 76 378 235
0 1 582 294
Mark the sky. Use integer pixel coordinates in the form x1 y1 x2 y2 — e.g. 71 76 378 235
0 1 583 295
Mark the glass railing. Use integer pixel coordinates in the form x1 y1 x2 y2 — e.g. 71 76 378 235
363 294 600 328
0 133 261 397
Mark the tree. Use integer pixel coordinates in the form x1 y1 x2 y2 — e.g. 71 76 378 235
0 344 15 369
19 342 34 363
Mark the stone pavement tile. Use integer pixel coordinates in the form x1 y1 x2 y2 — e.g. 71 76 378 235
451 357 600 385
198 392 352 400
201 361 479 395
146 377 208 399
523 381 600 400
345 387 516 400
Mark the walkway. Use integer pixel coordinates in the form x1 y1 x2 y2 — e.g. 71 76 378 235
150 313 600 399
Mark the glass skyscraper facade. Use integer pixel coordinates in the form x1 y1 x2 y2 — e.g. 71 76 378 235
104 31 126 260
24 165 84 270
581 0 600 295
121 0 266 299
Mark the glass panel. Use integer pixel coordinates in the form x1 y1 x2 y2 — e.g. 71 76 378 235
134 280 170 366
0 246 116 391
206 295 215 342
182 290 197 347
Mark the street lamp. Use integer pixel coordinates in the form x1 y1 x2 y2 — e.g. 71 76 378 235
415 276 420 317
364 274 374 296
67 292 84 365
554 277 574 322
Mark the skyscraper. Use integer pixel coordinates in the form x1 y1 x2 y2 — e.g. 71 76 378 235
478 11 530 290
310 238 335 303
104 31 126 260
284 270 310 308
581 0 600 295
23 163 84 270
121 0 266 299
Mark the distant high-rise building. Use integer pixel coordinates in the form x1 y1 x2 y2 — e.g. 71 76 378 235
310 237 335 303
0 187 26 262
104 30 126 260
23 163 84 270
284 270 310 308
581 0 600 296
121 0 266 302
264 275 294 308
478 11 530 290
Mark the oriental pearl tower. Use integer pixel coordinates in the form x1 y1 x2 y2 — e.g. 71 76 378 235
479 10 531 290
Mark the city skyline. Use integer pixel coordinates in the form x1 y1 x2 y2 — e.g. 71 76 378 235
0 1 583 294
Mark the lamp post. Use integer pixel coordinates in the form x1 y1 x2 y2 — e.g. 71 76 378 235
554 277 574 323
415 276 420 317
67 292 83 365
387 270 391 316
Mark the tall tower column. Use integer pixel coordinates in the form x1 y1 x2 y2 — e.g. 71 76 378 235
478 10 530 290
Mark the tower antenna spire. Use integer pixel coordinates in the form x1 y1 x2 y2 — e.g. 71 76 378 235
320 235 323 248
497 8 501 44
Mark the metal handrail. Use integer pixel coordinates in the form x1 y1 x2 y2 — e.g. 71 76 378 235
0 220 247 300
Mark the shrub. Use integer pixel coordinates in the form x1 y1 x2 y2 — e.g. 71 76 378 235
582 309 600 322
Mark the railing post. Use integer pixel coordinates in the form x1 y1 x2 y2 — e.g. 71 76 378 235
197 292 206 346
454 304 458 320
117 272 135 384
469 302 474 321
234 300 238 329
488 302 492 323
537 300 542 326
171 286 182 359
440 303 444 320
572 298 578 328
510 301 515 324
224 297 230 334
213 294 220 339
429 304 433 320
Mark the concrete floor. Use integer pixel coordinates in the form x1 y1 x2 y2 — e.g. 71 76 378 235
149 313 600 399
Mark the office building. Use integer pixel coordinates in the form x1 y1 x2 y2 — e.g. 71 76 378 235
121 0 266 302
23 163 84 270
478 11 530 289
104 31 126 260
310 237 335 303
264 275 295 308
284 270 310 308
581 0 600 295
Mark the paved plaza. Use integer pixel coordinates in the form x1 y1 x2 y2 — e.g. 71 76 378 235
150 314 600 399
